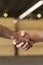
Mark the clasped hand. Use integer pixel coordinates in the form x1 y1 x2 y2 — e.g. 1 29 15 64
12 31 34 51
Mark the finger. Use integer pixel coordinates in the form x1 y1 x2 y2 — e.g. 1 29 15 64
16 42 24 48
12 39 16 45
23 41 33 51
23 44 33 51
19 42 25 48
21 42 28 49
23 45 30 51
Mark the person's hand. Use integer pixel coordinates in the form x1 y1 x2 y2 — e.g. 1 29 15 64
12 31 35 51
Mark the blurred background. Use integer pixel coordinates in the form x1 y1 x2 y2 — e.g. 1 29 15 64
0 0 43 65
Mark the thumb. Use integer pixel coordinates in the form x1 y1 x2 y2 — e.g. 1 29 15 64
20 31 26 37
12 39 16 45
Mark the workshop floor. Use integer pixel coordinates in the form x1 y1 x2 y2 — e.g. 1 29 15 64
0 56 43 65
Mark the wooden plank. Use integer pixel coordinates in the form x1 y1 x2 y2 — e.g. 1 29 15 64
18 19 43 30
0 17 15 30
0 18 43 56
0 46 14 56
18 19 43 56
0 18 15 56
19 30 43 56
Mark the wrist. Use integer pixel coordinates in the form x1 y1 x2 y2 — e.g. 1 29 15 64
9 31 17 39
30 33 39 43
31 33 43 43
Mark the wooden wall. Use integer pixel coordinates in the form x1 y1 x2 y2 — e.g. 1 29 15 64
0 18 15 56
0 18 43 56
18 19 43 56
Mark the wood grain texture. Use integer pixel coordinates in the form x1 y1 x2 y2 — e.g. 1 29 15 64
0 18 43 56
0 18 15 56
18 19 43 56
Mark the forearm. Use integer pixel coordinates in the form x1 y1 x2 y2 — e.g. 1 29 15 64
0 25 16 39
32 31 43 43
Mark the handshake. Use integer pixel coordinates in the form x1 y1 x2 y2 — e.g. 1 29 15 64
11 31 36 51
0 25 43 51
11 31 43 51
